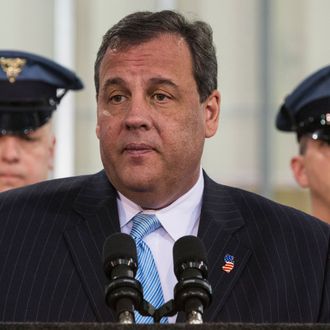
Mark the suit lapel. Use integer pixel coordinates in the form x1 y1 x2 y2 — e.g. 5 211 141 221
63 171 120 321
178 173 252 322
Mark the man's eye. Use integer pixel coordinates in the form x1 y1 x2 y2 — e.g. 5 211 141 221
109 95 126 104
153 93 169 102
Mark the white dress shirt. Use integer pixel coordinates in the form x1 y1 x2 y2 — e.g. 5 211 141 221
117 169 204 322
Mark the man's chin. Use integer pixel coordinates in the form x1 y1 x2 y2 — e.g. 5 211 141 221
109 168 158 190
116 178 158 198
0 178 25 192
125 181 155 193
0 185 19 192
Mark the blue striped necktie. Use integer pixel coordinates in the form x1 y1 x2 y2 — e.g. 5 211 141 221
130 213 168 324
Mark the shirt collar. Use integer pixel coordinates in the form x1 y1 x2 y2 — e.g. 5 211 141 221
117 168 204 241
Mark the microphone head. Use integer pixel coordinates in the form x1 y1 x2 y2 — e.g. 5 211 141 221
173 235 208 279
103 233 138 278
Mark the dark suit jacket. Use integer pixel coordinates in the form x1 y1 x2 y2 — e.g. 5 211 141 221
0 170 329 323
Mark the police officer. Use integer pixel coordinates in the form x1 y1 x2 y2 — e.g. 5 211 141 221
0 50 83 192
276 65 330 224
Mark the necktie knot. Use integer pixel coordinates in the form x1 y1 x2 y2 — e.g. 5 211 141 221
130 213 161 240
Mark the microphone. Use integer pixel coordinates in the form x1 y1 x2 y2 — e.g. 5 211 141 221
173 236 212 324
103 233 143 324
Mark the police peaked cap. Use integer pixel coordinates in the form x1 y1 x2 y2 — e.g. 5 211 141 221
0 50 83 134
276 65 330 142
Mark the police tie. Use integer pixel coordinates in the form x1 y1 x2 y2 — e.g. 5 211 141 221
130 213 168 323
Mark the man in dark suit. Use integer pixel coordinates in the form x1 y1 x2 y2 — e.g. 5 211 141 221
0 10 329 324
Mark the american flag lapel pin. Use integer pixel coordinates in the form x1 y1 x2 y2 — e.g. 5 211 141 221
222 254 235 273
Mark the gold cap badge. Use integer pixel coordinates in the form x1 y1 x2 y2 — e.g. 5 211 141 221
0 57 26 83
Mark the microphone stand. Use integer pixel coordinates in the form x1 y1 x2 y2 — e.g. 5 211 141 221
173 274 212 324
105 276 142 324
105 278 157 323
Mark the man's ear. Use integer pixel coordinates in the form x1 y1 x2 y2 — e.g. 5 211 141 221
291 155 309 188
204 90 220 138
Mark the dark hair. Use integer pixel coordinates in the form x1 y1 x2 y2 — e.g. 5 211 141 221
94 10 217 102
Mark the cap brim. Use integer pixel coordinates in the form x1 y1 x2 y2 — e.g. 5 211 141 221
276 104 295 131
0 110 53 135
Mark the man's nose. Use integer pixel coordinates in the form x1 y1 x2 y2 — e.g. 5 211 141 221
0 136 20 163
124 97 153 130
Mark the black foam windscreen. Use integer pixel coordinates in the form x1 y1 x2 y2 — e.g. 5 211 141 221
103 233 137 278
173 235 207 279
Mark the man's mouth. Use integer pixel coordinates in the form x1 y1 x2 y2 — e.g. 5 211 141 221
0 173 24 184
124 143 154 154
